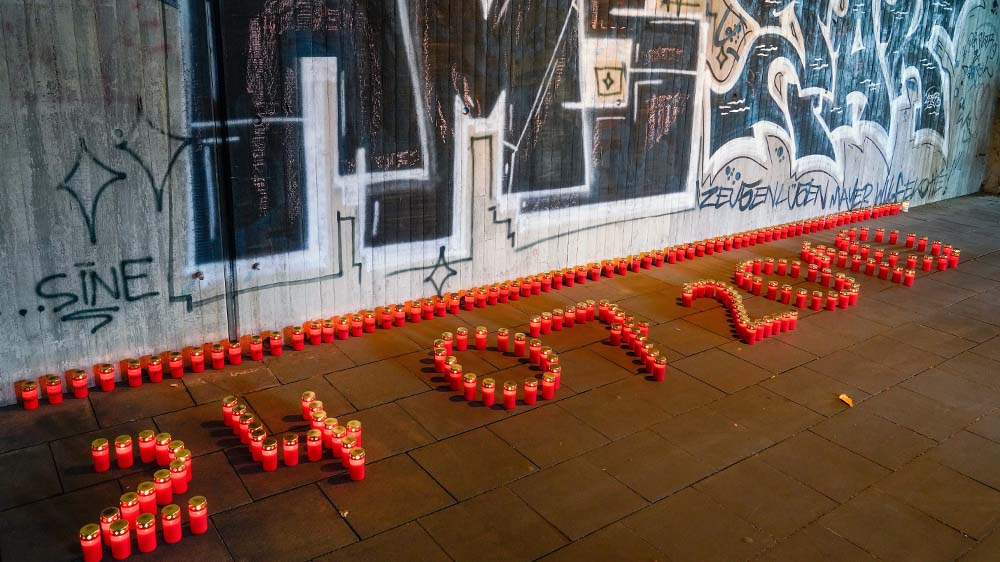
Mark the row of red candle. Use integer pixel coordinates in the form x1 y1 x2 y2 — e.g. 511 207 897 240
17 201 901 410
734 260 861 310
599 302 666 380
840 226 961 259
82 497 208 561
681 280 799 344
803 242 918 286
91 431 191 474
829 234 960 274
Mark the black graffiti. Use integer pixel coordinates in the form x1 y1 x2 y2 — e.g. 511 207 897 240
35 257 160 334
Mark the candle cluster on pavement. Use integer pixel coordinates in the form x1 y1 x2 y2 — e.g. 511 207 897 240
681 280 799 345
14 203 902 411
733 258 862 310
222 393 366 480
79 429 207 561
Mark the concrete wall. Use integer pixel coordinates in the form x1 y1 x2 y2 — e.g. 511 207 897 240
985 92 1000 194
1 0 998 404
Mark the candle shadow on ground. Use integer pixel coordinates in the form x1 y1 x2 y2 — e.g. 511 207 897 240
320 461 349 474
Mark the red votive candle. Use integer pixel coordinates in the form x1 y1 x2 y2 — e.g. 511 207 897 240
653 355 667 381
308 321 323 344
481 378 496 407
917 237 928 252
507 333 524 357
109 520 130 560
790 261 801 277
529 315 541 337
310 410 327 432
766 281 778 300
250 428 266 462
228 340 243 365
340 435 357 465
100 507 120 544
349 447 366 481
330 426 346 459
323 418 338 449
931 240 942 256
119 492 140 530
877 262 889 279
875 228 885 242
161 504 182 544
523 378 538 405
39 374 63 404
299 391 316 420
137 481 157 514
364 311 377 333
281 433 299 466
488 286 500 305
291 326 305 349
949 250 960 268
904 269 916 286
229 404 246 434
433 346 448 372
475 326 488 350
189 348 205 373
937 255 948 270
780 285 792 304
250 335 264 360
503 381 517 410
169 460 189 494
67 369 89 398
152 432 172 467
350 314 363 337
208 344 225 370
269 332 283 356
188 496 209 534
114 435 133 469
463 373 477 401
809 291 823 311
165 440 185 463
261 437 279 471
346 419 362 447
318 319 333 343
892 267 903 283
497 328 510 352
167 352 184 379
825 292 838 311
97 363 116 391
795 289 808 308
79 524 102 562
888 251 899 268
454 327 468 351
136 513 156 553
540 373 556 400
549 364 562 390
124 359 142 387
499 284 511 303
393 304 406 327
380 308 393 329
922 255 933 271
306 429 323 462
446 363 462 391
134 430 155 464
529 339 542 364
176 448 192 482
610 323 623 345
565 307 576 328
92 438 111 473
839 291 851 308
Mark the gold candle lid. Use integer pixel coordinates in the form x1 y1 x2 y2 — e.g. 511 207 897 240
456 327 468 336
291 325 304 334
136 513 155 529
283 433 298 445
39 374 58 386
475 326 487 335
231 404 247 417
137 481 155 496
269 332 282 341
349 447 365 461
341 436 357 449
543 373 556 383
68 369 87 380
98 363 114 373
240 413 256 425
153 469 171 483
514 332 526 341
250 428 266 442
120 492 138 506
80 523 101 541
175 448 191 462
161 504 181 520
497 328 509 336
222 395 239 407
311 410 327 422
308 400 324 412
549 365 562 374
91 438 109 451
262 437 278 451
463 373 477 384
482 378 495 389
148 355 163 365
441 331 453 340
449 364 463 375
167 440 185 453
100 507 121 522
346 420 362 432
190 347 204 357
188 495 208 511
306 429 322 441
529 338 541 347
332 425 347 438
168 352 182 361
110 519 130 536
115 435 132 448
169 460 186 472
523 378 538 388
324 417 339 430
503 380 518 391
444 356 457 367
212 343 225 352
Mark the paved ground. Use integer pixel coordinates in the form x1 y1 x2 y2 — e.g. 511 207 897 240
3 195 1000 562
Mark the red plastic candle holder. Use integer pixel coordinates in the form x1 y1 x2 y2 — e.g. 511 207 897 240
529 339 542 364
188 496 209 534
349 447 366 480
228 340 243 365
169 460 189 494
119 492 140 530
136 513 156 553
100 507 120 544
79 524 102 562
145 357 163 383
167 353 184 379
97 363 116 392
109 519 131 560
463 373 477 401
523 378 538 405
66 369 89 399
114 435 134 469
189 348 205 373
540 373 556 400
249 335 264 360
346 419 362 446
306 429 323 462
503 381 517 410
137 481 157 514
475 326 488 350
92 438 111 473
161 504 182 544
497 328 510 352
261 437 279 471
481 378 496 407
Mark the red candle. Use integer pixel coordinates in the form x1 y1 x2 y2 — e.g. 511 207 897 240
652 355 667 381
66 369 89 398
540 373 556 400
340 435 357 465
529 316 541 337
134 481 157 515
228 340 243 365
119 492 140 530
91 438 111 473
169 460 189 493
794 289 807 308
291 326 305 350
390 304 404 327
475 326 488 350
780 285 792 304
100 507 120 544
937 255 949 270
277 433 298 467
250 428 266 462
448 363 462 390
904 269 916 287
496 328 510 353
473 378 494 408
529 339 542 364
463 373 477 401
322 418 339 449
167 352 184 379
136 513 156 553
348 447 366 480
118 360 140 389
610 323 623 345
499 284 511 303
513 333 527 356
268 332 283 356
315 319 331 343
130 431 153 465
350 314 363 336
523 378 538 405
160 504 182 544
307 321 322 344
931 240 941 256
114 435 133 469
540 312 553 334
564 307 576 328
765 281 778 300
310 410 327 432
249 335 264 360
109 520 130 560
476 288 489 306
229 404 246 434
330 425 346 459
346 419 362 446
549 364 562 390
176 448 192 482
307 429 323 462
79 524 102 562
436 332 453 355
188 496 209 534
503 381 517 410
922 255 933 271
189 348 205 373
949 250 960 268
917 237 928 252
488 286 500 305
261 437 279 471
202 344 222 371
824 292 837 311
153 432 172 467
96 363 116 392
